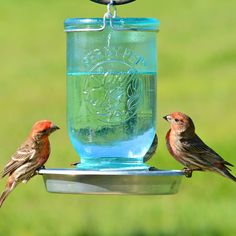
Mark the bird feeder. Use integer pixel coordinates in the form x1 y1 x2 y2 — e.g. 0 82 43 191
39 0 183 195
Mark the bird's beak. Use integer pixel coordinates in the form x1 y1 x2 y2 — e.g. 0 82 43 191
163 115 171 122
50 124 60 132
163 115 168 121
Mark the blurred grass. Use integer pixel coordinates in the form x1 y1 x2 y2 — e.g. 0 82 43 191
0 0 236 235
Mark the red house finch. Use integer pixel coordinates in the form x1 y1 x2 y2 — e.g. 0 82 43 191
164 112 236 181
0 120 59 207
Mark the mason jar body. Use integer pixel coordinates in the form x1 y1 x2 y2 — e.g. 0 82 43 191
65 18 159 169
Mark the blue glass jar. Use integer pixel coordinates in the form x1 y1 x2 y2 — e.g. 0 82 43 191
65 17 159 170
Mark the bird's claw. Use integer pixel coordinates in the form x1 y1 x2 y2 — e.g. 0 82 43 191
70 161 80 166
148 166 159 171
183 167 193 178
35 166 46 175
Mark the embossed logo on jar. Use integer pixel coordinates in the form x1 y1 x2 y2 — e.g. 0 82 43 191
83 47 146 123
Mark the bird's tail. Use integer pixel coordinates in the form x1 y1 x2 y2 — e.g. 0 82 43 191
223 170 236 182
215 166 236 182
0 179 16 208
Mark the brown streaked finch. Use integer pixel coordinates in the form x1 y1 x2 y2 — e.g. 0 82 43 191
0 120 59 207
163 112 236 181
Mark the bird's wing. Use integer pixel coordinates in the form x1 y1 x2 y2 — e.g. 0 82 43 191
1 143 36 178
180 135 233 167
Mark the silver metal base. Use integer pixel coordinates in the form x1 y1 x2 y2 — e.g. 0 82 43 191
38 168 184 195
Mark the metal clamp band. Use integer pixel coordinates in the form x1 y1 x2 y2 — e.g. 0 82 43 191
64 17 159 32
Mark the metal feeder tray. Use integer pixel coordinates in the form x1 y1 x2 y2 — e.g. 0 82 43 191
38 168 184 195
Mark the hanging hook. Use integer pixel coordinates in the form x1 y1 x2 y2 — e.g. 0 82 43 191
104 0 117 18
65 0 158 32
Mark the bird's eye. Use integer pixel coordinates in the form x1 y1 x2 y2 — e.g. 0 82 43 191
174 119 179 122
41 129 48 134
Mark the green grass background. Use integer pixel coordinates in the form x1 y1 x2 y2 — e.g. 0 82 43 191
0 0 236 235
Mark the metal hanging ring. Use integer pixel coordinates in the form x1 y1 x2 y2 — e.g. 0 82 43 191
90 0 136 5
